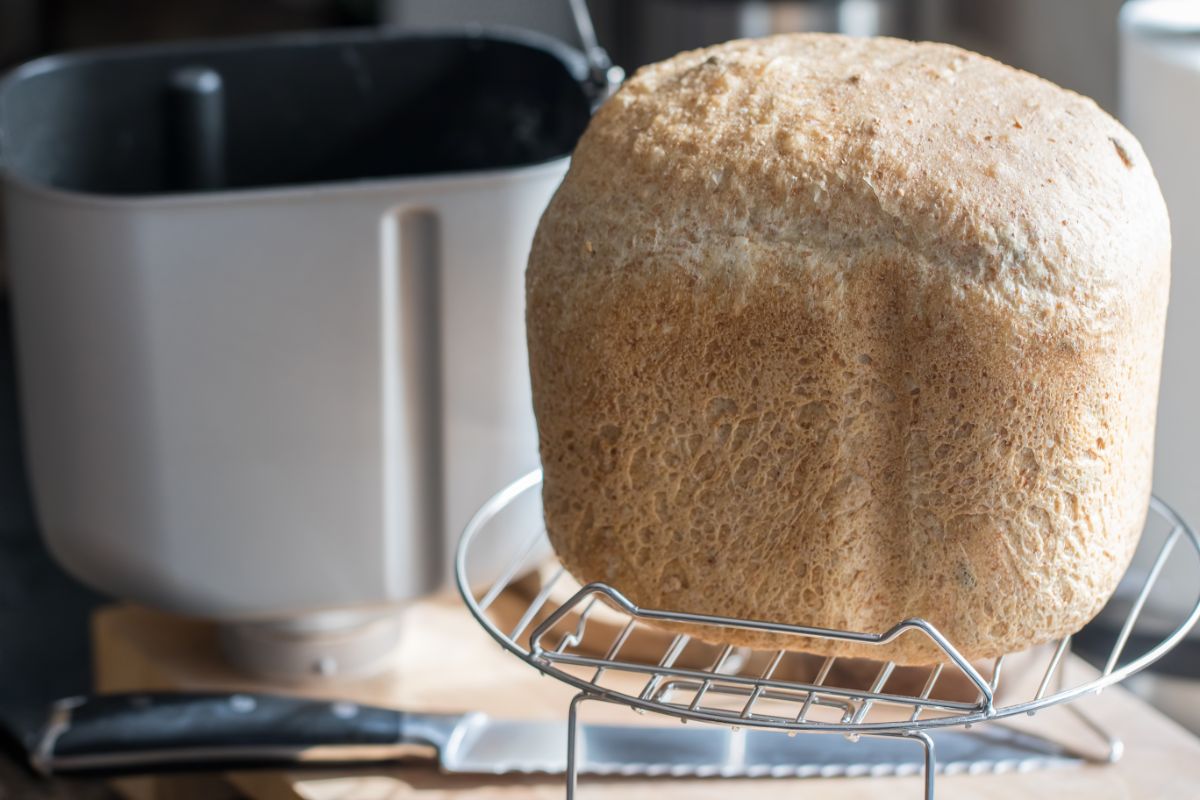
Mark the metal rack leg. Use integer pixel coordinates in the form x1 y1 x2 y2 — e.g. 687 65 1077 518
912 731 937 800
1064 702 1124 764
870 730 936 800
564 696 944 800
1059 642 1122 764
566 692 593 800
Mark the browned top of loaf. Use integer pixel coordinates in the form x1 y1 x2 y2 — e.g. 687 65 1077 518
539 34 1167 338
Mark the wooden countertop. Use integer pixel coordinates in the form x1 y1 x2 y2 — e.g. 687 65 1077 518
93 597 1200 799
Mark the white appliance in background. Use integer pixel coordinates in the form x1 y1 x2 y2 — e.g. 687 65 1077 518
913 0 1127 113
1117 0 1200 732
1121 1 1200 583
0 27 611 679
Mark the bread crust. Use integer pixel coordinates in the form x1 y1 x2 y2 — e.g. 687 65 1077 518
526 34 1170 665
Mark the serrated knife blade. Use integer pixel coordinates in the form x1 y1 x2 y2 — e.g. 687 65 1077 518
4 691 1081 778
443 714 1083 777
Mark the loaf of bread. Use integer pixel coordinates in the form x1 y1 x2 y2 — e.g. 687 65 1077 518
526 34 1170 665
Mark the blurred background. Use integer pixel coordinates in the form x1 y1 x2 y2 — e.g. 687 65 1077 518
0 0 1132 111
0 0 1195 794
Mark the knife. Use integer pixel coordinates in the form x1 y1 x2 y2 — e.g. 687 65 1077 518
1 691 1082 778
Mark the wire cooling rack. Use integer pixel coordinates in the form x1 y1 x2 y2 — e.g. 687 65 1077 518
456 469 1200 799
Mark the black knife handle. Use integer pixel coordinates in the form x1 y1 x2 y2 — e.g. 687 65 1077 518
38 692 413 775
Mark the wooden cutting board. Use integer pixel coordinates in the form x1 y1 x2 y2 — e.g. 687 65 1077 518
93 597 1200 800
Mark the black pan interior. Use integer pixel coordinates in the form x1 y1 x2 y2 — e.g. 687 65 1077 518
0 28 593 195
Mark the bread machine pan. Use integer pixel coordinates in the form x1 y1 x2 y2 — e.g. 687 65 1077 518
0 26 598 678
